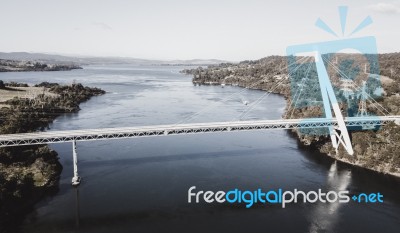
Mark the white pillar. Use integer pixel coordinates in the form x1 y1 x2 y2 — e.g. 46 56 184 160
71 140 81 186
315 52 354 155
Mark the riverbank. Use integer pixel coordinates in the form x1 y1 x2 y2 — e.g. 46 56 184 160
182 55 400 178
0 59 82 72
0 81 105 230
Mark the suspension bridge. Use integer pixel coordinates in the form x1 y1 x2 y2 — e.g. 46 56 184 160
1 52 399 186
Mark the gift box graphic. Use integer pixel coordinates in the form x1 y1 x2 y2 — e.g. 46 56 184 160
283 6 383 155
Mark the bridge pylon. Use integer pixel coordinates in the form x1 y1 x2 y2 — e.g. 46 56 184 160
72 140 81 186
315 52 354 155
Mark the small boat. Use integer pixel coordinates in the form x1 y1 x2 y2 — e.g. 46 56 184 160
221 83 226 88
239 97 249 106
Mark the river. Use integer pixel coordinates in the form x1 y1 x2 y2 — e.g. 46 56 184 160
0 65 399 233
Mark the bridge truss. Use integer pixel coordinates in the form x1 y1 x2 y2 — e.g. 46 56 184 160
0 116 398 147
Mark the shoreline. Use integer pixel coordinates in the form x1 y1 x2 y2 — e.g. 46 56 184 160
0 59 82 72
286 128 400 179
0 81 105 230
253 81 400 178
330 153 400 178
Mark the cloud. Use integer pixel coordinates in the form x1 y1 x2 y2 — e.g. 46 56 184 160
368 2 400 14
92 22 113 30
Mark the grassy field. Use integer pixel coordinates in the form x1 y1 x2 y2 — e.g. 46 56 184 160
0 87 58 108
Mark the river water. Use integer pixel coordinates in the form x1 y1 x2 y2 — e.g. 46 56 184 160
0 65 399 233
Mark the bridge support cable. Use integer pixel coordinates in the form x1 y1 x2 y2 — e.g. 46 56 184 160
238 81 284 120
238 57 312 121
176 56 311 124
285 63 313 119
322 56 390 116
71 140 81 186
353 84 389 116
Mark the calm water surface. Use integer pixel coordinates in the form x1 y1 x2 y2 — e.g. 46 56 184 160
0 65 399 233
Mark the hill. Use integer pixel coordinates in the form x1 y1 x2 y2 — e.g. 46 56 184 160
0 52 227 66
182 53 400 176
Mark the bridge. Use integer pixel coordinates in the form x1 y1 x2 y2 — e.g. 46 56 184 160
0 116 399 147
1 115 399 186
1 50 399 186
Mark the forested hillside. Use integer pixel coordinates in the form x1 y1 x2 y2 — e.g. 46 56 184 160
182 53 400 176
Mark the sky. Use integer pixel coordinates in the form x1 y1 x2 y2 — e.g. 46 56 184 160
0 0 399 61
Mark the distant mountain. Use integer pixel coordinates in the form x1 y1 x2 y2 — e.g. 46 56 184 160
0 52 82 64
0 52 227 66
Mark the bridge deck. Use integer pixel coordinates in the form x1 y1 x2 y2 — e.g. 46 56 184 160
0 116 399 147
